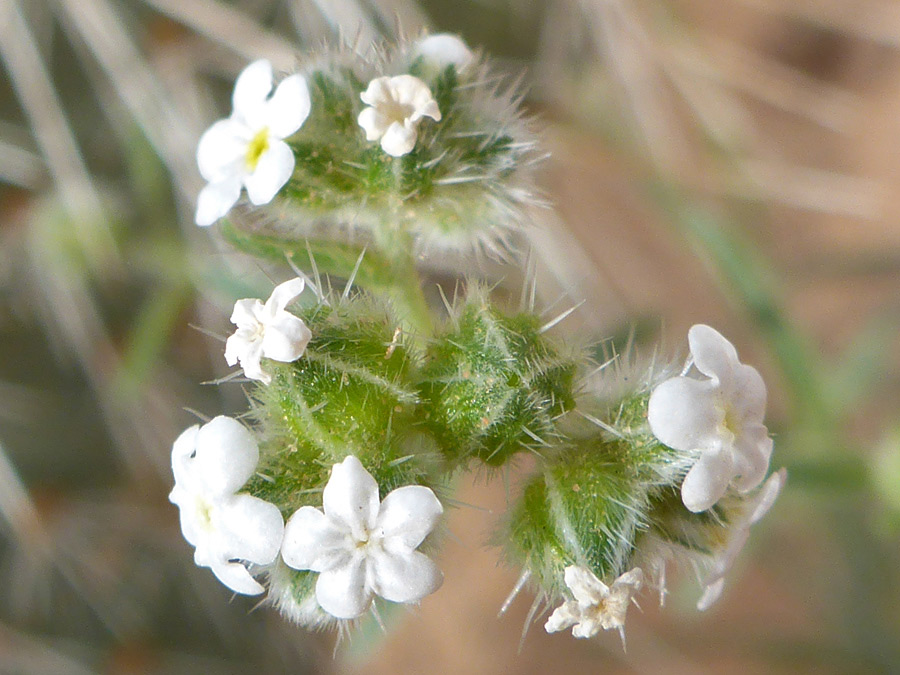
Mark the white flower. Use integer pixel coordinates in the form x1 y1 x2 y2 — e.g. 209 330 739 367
648 324 773 513
280 455 443 619
357 75 441 157
169 416 284 595
697 468 786 611
224 277 311 385
545 566 643 644
195 59 310 226
412 33 474 71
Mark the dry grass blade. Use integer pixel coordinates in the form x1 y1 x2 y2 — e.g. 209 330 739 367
0 0 117 262
0 135 45 189
54 0 200 199
142 0 299 68
0 441 51 558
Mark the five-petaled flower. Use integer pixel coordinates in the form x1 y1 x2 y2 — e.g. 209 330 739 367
697 468 786 610
225 277 312 385
169 416 284 595
280 455 444 619
195 59 310 226
545 566 643 645
357 75 441 157
648 324 773 513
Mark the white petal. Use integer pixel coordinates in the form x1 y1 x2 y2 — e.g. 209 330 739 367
261 313 311 362
563 565 607 606
393 75 431 108
380 121 418 157
322 456 380 539
315 557 371 619
732 423 772 493
171 424 200 491
243 140 294 205
688 324 740 385
571 619 601 639
264 74 311 139
196 119 248 183
360 77 392 108
369 549 443 604
237 339 269 384
612 567 644 592
648 376 722 452
376 485 443 550
413 34 474 70
195 178 242 227
681 446 734 512
357 107 389 141
544 602 579 633
748 468 786 525
193 416 259 496
696 577 725 611
265 277 306 315
209 557 266 595
215 494 284 565
232 59 273 124
224 330 255 368
230 298 265 328
281 506 352 572
730 363 767 423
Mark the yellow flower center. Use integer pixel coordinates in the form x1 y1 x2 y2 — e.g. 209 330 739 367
245 127 270 171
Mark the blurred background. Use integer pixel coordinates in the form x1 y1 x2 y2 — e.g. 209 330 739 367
2 0 900 672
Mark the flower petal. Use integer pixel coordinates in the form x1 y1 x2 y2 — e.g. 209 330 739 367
232 59 273 125
360 77 392 108
264 74 311 139
193 416 259 495
261 313 311 362
681 445 734 512
748 468 786 525
195 178 242 227
209 557 266 595
376 485 443 550
413 34 474 70
380 121 417 157
315 556 371 619
732 423 773 493
215 494 284 565
563 565 607 606
648 376 722 452
544 601 579 633
265 277 306 315
322 456 380 538
369 549 443 604
170 424 201 491
688 324 740 385
243 140 294 205
357 107 389 141
282 506 351 572
238 339 269 384
196 119 247 183
230 298 264 328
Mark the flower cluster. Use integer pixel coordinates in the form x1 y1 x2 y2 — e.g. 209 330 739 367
171 32 787 654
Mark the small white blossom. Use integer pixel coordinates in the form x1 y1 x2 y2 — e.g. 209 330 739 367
545 566 643 645
280 455 443 619
412 33 474 71
357 75 441 157
169 416 284 595
697 468 786 611
195 59 310 226
225 277 311 385
648 324 773 513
